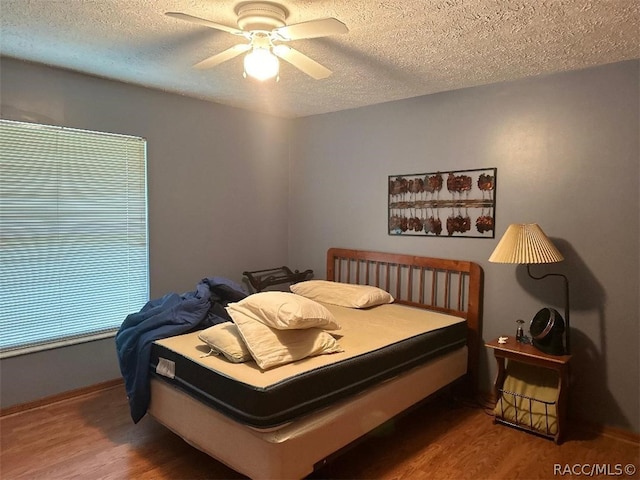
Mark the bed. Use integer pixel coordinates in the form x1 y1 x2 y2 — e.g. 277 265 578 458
147 248 483 479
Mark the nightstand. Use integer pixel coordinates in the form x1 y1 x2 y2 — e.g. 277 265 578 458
486 337 572 444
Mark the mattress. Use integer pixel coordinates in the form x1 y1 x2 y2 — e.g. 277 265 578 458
150 302 466 429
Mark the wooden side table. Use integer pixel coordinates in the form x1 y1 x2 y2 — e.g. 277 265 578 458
486 337 572 444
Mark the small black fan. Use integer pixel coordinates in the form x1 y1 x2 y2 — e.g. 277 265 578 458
530 307 566 355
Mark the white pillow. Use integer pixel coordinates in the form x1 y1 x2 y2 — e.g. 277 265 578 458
198 323 252 363
290 280 394 308
230 291 340 330
227 305 343 370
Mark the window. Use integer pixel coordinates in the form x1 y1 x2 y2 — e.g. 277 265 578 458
0 119 148 357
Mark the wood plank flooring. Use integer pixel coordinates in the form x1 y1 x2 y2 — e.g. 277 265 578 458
1 384 638 479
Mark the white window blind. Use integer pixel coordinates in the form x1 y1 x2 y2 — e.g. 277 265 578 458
0 119 149 357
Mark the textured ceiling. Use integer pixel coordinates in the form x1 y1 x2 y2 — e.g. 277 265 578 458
1 1 638 118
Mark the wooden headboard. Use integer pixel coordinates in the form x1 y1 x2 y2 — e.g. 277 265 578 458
327 248 483 393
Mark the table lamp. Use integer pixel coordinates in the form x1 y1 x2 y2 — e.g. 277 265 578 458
489 223 571 354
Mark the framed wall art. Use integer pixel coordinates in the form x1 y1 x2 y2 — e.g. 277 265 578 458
388 167 497 238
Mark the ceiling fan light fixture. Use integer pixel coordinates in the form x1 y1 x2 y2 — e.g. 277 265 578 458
167 2 348 81
244 47 279 81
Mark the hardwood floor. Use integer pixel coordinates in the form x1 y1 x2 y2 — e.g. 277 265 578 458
1 384 638 480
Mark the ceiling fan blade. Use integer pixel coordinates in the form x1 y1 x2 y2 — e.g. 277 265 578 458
194 44 251 70
272 45 332 79
274 18 348 41
165 12 245 36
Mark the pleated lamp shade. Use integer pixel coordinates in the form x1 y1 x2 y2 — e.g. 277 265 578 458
489 224 564 264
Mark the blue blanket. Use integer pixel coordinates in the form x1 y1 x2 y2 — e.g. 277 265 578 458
115 277 247 423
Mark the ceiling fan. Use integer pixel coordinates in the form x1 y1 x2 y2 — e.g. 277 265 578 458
166 2 348 81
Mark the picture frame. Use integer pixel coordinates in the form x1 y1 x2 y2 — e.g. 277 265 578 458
388 167 497 238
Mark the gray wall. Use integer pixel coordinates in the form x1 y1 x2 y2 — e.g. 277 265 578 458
288 60 640 433
0 58 291 407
